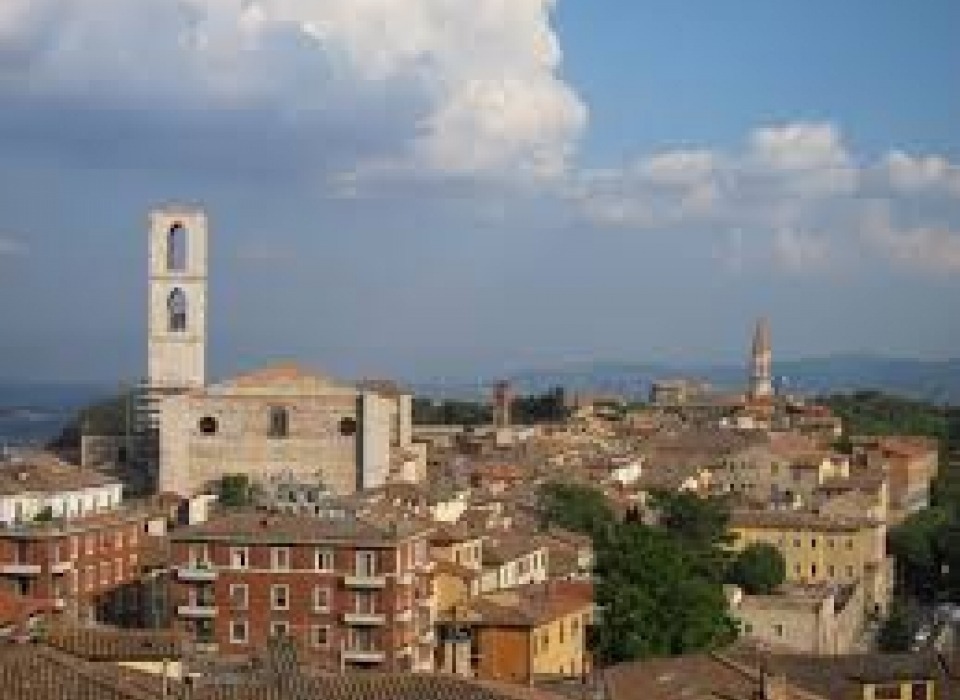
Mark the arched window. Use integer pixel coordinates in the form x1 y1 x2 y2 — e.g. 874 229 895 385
167 288 187 332
269 406 289 438
167 223 188 271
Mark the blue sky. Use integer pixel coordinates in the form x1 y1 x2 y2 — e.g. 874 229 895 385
0 1 958 384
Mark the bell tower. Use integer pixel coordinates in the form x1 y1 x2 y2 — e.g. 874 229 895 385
748 316 773 400
147 206 207 392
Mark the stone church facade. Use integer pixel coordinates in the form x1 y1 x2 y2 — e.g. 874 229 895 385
80 205 414 497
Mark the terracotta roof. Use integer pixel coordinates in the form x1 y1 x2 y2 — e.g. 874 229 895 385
0 642 164 700
604 653 764 700
730 507 880 533
0 453 118 496
213 362 347 390
0 589 53 627
451 581 593 628
171 509 431 546
44 627 183 661
482 534 545 566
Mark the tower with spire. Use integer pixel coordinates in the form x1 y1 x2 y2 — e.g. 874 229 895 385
748 316 773 400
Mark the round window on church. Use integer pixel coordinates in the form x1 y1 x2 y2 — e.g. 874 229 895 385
339 417 357 437
198 416 218 435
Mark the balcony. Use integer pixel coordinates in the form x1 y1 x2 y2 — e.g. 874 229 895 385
177 604 217 618
343 611 386 626
176 564 218 582
50 561 73 574
342 648 386 664
0 563 41 576
343 573 387 589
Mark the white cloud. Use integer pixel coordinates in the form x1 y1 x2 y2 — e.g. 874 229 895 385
880 151 960 197
0 0 585 180
0 237 27 257
860 205 960 275
573 121 960 277
772 228 831 273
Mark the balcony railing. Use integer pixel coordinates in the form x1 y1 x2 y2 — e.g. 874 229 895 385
0 563 41 576
176 564 218 581
342 648 386 663
343 573 387 588
177 604 217 618
343 611 386 625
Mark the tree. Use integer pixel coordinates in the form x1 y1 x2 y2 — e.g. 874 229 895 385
877 603 913 652
728 543 786 594
219 474 253 507
594 523 737 662
539 481 617 541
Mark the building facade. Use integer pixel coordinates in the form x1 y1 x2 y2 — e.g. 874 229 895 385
158 363 413 496
170 510 437 672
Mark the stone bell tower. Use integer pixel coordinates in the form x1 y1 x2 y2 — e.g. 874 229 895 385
748 316 773 400
147 206 208 393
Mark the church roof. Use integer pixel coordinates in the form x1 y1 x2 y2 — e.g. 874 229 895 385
211 362 351 392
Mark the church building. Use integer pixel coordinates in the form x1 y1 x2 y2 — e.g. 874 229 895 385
143 206 414 496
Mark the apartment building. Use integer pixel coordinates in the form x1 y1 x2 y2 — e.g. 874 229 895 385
729 508 892 617
480 534 549 593
437 581 594 684
0 454 167 624
853 436 939 517
170 510 436 672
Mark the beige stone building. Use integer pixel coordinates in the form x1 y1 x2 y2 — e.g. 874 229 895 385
729 508 892 618
159 363 413 496
728 581 866 655
133 205 415 497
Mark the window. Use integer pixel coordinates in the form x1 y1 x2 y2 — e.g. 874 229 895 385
355 591 376 614
827 538 835 548
310 625 330 648
271 584 289 610
873 683 904 700
85 565 94 591
270 621 290 638
794 563 801 575
846 565 854 577
268 406 289 438
100 562 110 585
339 417 357 436
811 538 817 548
230 584 248 610
189 544 209 567
773 624 784 637
167 288 188 332
811 564 817 577
313 586 331 612
356 551 377 577
793 538 801 548
198 416 218 435
271 547 290 571
828 565 836 577
912 682 929 700
230 547 248 570
86 534 95 555
115 558 123 582
315 548 334 572
167 223 188 272
846 539 854 550
230 620 248 645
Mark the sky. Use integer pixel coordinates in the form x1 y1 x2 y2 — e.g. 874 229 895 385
0 0 958 384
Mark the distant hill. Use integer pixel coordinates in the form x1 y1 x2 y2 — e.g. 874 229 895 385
415 356 960 404
0 381 112 446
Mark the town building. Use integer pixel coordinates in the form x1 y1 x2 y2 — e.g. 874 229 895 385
852 435 939 518
437 581 594 684
169 509 437 673
727 581 866 655
729 508 892 618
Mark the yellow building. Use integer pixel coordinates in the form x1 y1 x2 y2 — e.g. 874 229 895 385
436 581 594 684
729 508 892 617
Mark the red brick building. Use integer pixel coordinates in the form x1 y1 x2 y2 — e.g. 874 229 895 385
170 510 436 672
0 508 165 623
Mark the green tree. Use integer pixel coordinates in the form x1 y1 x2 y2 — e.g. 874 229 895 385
877 603 913 652
727 543 786 594
539 481 617 541
594 523 737 661
219 474 253 507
